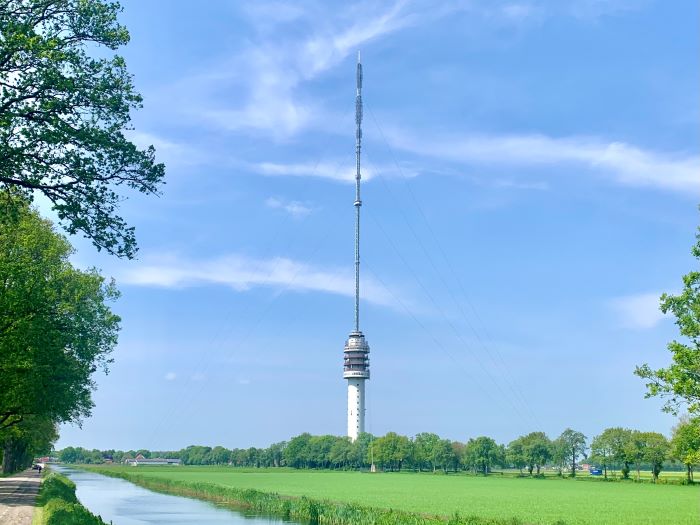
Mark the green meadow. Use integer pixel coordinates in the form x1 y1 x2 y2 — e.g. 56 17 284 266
86 466 699 525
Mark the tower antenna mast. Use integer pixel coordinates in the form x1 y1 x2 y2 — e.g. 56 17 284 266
354 50 363 333
343 52 370 442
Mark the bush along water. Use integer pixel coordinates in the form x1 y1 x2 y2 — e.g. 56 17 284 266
35 472 108 525
87 467 538 525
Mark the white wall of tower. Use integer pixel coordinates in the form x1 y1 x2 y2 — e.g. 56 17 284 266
347 378 365 441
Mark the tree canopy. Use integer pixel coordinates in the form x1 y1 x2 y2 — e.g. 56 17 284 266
671 417 700 482
636 229 700 415
0 0 165 258
0 196 120 460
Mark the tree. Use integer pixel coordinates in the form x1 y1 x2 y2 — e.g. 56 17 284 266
591 427 633 479
521 432 552 476
449 441 464 472
351 432 374 469
624 431 646 481
636 230 700 414
433 439 456 473
643 432 670 483
556 429 586 477
590 433 613 479
506 437 527 474
0 0 165 258
372 432 412 471
414 432 441 471
1 415 57 472
463 436 501 475
329 437 353 469
671 417 700 482
284 433 312 468
0 198 120 453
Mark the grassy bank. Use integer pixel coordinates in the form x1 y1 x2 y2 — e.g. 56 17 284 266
83 466 699 525
85 466 538 525
32 471 107 525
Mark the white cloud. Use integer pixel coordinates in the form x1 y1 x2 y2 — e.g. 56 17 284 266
118 253 395 307
178 1 415 139
127 130 204 168
265 197 313 218
165 372 177 381
385 129 700 194
609 292 668 329
252 160 415 183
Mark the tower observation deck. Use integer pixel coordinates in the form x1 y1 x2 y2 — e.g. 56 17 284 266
343 52 370 442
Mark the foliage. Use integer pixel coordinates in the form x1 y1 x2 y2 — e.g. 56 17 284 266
0 0 165 258
671 417 700 482
556 429 587 477
590 427 633 479
463 436 502 475
505 438 527 473
36 472 107 524
1 415 56 472
371 432 413 471
640 432 670 482
636 229 700 415
0 197 120 471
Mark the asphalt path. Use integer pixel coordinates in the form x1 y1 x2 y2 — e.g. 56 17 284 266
0 469 41 525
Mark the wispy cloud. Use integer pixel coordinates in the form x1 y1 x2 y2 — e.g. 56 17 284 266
165 372 177 381
252 160 415 182
265 197 313 218
118 253 395 307
176 1 416 139
609 292 667 329
385 129 700 194
127 130 204 169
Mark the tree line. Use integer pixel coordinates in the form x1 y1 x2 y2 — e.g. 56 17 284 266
58 417 700 483
0 0 163 474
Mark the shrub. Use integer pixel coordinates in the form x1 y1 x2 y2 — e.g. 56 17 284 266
36 472 107 525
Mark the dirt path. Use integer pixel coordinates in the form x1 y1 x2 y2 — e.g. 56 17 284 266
0 469 41 525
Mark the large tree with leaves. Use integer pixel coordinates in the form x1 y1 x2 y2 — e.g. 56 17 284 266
555 428 587 477
0 0 164 258
671 417 700 482
636 229 700 414
0 196 120 441
463 436 502 475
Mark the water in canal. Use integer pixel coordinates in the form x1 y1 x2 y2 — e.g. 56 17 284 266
55 466 293 525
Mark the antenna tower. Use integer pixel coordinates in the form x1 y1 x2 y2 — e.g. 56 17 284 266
343 52 370 442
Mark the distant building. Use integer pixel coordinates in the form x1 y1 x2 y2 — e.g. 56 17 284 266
124 456 181 466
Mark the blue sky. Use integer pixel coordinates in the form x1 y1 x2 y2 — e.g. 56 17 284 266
55 0 698 451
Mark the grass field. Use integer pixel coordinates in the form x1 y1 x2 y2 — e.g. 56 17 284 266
85 466 699 525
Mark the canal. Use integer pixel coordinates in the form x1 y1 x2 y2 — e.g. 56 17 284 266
54 466 292 525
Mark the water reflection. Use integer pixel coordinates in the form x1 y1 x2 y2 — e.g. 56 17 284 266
55 466 289 525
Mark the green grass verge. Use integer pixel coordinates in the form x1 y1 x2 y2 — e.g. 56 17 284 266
85 466 540 525
32 471 107 525
83 466 700 525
